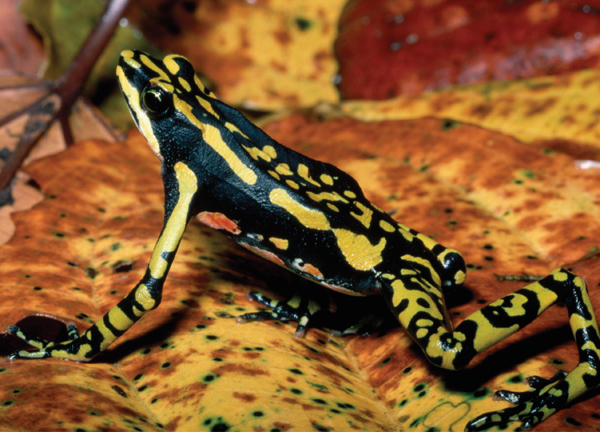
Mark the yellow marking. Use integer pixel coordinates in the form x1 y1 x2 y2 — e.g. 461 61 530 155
351 202 373 228
344 190 357 199
244 145 272 162
286 180 300 189
411 277 441 299
382 273 395 280
121 50 140 68
397 222 411 232
416 329 428 339
275 163 293 176
270 189 330 230
306 191 349 203
380 220 396 232
327 203 339 212
197 96 219 118
469 315 519 353
398 229 415 242
298 164 320 186
490 293 527 317
149 78 174 93
416 319 434 327
270 238 289 250
454 270 466 285
194 74 216 97
391 279 406 307
416 232 439 251
164 55 181 74
226 122 249 139
174 97 257 185
320 174 334 185
402 254 442 288
149 162 198 279
107 307 134 332
268 170 280 180
178 77 191 92
553 270 568 282
140 54 171 83
263 146 277 159
332 229 386 271
116 66 162 158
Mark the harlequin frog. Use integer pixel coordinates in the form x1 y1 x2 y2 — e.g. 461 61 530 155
8 51 600 431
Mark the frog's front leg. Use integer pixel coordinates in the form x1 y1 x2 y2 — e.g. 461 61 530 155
384 269 600 430
8 162 198 362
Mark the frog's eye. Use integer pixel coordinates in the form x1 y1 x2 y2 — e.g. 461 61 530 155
141 87 172 117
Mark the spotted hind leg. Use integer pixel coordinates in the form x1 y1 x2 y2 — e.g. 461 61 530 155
382 268 600 430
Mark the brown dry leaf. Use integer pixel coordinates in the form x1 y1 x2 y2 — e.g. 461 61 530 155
0 71 123 246
0 0 44 74
341 69 600 159
129 0 345 110
1 114 600 431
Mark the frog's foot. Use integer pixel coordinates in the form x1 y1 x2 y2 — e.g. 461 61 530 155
494 372 567 404
236 292 321 337
7 322 89 361
465 372 570 431
330 314 384 336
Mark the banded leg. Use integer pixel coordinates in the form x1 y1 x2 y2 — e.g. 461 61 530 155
384 268 600 430
8 162 198 362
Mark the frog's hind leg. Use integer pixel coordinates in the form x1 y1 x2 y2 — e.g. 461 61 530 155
383 268 600 430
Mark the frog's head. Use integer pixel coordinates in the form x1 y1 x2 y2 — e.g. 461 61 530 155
116 50 223 165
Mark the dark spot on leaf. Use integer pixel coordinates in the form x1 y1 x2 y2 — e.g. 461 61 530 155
509 374 523 383
85 267 99 279
112 260 133 273
295 17 312 30
472 388 489 398
380 355 392 366
441 119 460 130
564 417 582 426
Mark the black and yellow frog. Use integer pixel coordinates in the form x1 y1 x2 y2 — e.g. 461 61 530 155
8 51 600 430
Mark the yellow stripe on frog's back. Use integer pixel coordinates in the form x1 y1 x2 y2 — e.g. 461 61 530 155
174 96 257 185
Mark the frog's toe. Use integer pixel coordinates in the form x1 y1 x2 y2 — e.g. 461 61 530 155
237 292 320 337
331 314 384 336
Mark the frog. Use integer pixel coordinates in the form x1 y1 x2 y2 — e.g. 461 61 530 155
7 50 600 431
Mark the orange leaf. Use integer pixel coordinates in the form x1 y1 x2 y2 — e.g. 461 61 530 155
2 113 600 430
